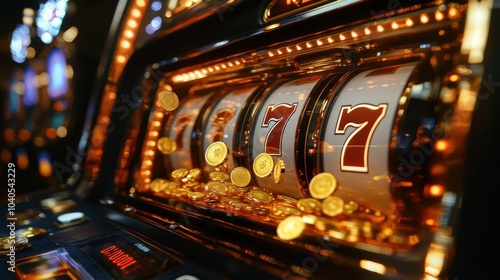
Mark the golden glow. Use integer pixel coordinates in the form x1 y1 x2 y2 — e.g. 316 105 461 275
131 8 141 18
435 11 444 21
56 126 68 138
169 5 461 85
421 14 429 23
449 74 459 82
127 19 138 28
424 244 446 277
26 47 36 59
448 7 459 19
359 260 387 275
425 218 437 226
66 65 74 79
124 30 134 38
265 23 280 31
461 0 492 63
435 139 449 152
116 55 126 63
38 72 49 86
136 0 146 7
427 184 445 197
62 27 78 42
39 160 53 177
121 40 131 49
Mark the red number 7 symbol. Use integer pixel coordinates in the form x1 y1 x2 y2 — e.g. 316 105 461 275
335 103 388 172
262 102 298 155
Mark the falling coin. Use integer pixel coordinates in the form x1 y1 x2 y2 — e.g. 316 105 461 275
309 172 338 199
205 141 229 166
322 196 345 217
253 153 274 178
273 159 285 184
230 167 252 187
157 137 177 155
277 216 305 240
158 90 179 111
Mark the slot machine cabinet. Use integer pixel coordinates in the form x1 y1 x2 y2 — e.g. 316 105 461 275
93 0 496 279
1 0 497 279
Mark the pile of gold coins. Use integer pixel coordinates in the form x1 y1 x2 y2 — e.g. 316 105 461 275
149 140 418 249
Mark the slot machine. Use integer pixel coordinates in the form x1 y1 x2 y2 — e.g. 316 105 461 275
2 0 498 279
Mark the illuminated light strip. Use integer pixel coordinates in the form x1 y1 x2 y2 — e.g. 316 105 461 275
85 0 150 179
171 5 463 84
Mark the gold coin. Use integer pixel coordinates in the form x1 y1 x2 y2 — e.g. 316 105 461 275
172 188 189 197
230 167 251 187
187 168 202 181
205 141 229 166
322 196 345 217
158 90 179 111
297 198 321 213
206 181 229 195
309 172 338 199
277 195 298 204
187 191 206 200
273 159 285 184
247 190 273 203
253 153 274 178
150 178 168 192
277 216 305 241
172 168 189 179
209 171 230 182
15 227 46 239
157 137 177 155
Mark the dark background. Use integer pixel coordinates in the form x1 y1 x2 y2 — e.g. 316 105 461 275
0 0 119 197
